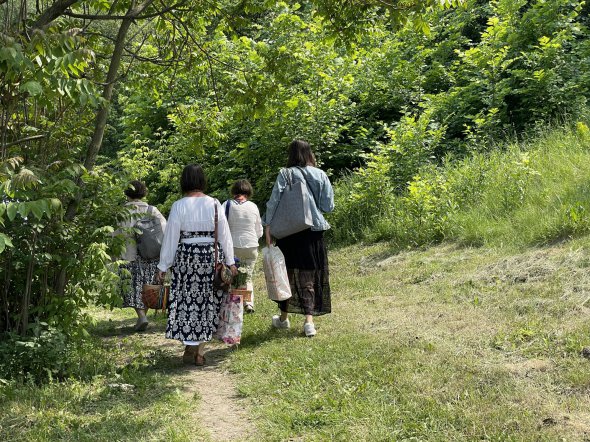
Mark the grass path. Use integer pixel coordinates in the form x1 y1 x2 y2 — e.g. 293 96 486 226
92 310 257 442
2 237 590 440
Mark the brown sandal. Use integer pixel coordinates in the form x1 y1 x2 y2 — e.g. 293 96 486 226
195 353 206 366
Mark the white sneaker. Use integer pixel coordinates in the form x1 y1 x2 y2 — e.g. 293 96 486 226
272 315 290 329
304 322 316 337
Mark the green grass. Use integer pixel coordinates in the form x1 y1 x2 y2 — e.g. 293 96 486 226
0 310 210 441
2 236 590 440
229 238 590 440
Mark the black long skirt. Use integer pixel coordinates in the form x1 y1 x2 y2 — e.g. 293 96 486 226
275 229 331 316
166 242 224 342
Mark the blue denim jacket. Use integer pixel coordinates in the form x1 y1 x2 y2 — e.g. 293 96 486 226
262 166 334 231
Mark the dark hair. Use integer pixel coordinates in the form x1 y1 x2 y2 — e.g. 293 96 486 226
124 180 147 199
286 139 316 167
231 179 253 198
180 164 207 193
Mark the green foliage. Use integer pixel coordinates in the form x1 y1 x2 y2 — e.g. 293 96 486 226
3 0 590 343
0 325 77 383
332 124 590 249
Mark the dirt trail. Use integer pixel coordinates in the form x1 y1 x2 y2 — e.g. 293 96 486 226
101 317 256 442
177 343 255 442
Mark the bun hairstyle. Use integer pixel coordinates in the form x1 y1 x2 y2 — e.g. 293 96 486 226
124 180 147 199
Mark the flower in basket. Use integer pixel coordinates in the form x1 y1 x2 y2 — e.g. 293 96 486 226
232 258 248 288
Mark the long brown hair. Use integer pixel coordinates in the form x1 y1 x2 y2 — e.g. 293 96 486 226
286 139 316 167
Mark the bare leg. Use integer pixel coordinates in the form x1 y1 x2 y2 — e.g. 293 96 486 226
134 308 148 331
196 342 206 365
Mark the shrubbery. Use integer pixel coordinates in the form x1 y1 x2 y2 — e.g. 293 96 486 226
0 323 113 383
329 123 590 249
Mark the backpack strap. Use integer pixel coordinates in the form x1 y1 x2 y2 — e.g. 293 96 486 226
224 200 230 221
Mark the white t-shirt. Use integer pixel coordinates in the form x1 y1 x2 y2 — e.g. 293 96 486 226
221 199 263 249
157 196 234 271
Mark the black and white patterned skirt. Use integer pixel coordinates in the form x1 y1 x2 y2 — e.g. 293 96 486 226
120 257 159 309
166 241 225 342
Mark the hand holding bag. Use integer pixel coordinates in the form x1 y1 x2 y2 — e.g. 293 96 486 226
269 168 313 239
213 203 233 291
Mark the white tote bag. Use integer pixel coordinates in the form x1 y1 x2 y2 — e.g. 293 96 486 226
262 246 292 301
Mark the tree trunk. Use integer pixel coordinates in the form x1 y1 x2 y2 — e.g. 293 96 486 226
55 0 154 295
19 232 37 334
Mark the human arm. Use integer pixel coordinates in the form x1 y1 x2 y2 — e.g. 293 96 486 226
216 200 236 267
319 172 335 213
157 202 180 273
254 204 263 239
153 206 167 232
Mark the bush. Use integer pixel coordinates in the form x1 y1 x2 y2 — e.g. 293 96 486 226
330 123 590 250
0 322 113 383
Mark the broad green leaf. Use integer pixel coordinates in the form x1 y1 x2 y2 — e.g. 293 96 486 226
0 233 13 254
29 201 44 220
6 202 17 221
21 81 43 96
17 202 30 219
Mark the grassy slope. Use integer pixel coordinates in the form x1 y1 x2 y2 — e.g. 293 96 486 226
1 237 590 440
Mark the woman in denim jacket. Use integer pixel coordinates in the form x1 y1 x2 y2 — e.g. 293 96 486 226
263 140 334 337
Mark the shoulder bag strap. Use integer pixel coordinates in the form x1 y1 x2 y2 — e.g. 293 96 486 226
280 167 293 187
214 202 219 265
295 166 319 209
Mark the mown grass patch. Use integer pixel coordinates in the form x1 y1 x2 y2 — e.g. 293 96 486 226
231 238 590 440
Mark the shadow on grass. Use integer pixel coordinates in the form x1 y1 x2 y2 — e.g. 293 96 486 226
0 346 208 441
91 313 168 338
237 325 305 350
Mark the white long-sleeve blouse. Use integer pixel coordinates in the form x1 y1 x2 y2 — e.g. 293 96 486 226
157 196 235 272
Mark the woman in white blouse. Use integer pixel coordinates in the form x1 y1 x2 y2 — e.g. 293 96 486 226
221 180 263 313
156 164 237 366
